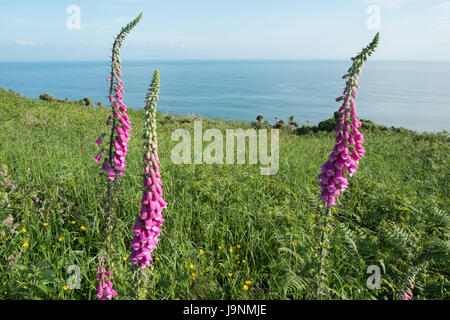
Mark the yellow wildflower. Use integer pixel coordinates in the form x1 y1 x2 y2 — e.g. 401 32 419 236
80 226 86 230
229 248 233 253
43 222 48 227
71 221 76 224
227 273 233 277
122 257 128 261
218 246 223 250
245 280 253 285
23 242 30 248
189 264 195 270
62 285 68 291
21 228 27 233
236 244 241 249
243 285 249 291
199 249 204 253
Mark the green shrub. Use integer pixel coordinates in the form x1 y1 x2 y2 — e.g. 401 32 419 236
82 98 94 107
296 125 317 135
39 93 56 102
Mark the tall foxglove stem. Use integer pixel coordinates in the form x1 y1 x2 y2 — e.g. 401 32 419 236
316 208 333 299
318 32 379 207
93 12 143 300
315 33 379 299
130 70 167 270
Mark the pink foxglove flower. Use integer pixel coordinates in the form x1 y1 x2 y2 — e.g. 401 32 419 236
402 285 414 300
95 135 104 146
318 33 379 207
130 70 167 269
402 281 415 301
96 268 117 300
94 151 103 163
92 15 141 180
93 71 132 181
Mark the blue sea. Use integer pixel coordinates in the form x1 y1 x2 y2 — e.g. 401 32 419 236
0 60 449 132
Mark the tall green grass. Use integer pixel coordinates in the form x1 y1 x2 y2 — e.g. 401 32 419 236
0 88 448 300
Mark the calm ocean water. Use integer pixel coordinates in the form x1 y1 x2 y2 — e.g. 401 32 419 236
0 60 449 132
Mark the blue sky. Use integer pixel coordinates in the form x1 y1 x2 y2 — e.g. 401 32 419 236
1 0 449 61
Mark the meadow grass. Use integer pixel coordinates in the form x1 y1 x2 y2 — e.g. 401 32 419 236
0 87 448 300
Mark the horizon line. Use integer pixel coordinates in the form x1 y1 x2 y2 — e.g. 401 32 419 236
1 58 450 63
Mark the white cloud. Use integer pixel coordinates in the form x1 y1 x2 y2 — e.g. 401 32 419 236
16 40 44 46
430 2 450 26
430 1 450 10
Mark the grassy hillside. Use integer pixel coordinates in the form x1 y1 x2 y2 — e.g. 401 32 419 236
0 87 448 300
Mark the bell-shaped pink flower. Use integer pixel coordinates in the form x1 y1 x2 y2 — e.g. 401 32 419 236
108 166 116 181
95 135 104 146
97 283 104 299
94 151 103 163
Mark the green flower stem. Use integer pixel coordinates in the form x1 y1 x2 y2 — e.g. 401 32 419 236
103 12 143 275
